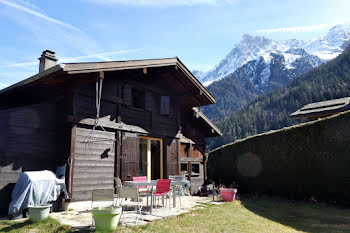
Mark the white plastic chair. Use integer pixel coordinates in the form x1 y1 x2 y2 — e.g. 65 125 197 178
118 186 143 222
169 176 183 206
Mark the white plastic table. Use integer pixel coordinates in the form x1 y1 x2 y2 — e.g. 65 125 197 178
123 180 177 214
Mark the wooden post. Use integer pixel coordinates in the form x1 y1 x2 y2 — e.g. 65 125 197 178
147 139 151 181
212 181 215 201
68 124 76 198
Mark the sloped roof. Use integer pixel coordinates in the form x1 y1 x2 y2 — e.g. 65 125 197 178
193 107 221 136
290 97 350 119
0 57 215 105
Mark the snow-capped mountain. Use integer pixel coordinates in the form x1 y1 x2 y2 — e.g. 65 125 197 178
192 70 206 81
304 24 350 60
233 48 321 93
197 23 350 89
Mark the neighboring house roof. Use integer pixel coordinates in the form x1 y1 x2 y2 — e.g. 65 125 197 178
290 97 350 119
0 57 215 105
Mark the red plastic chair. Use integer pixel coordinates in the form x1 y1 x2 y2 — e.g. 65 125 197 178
153 179 171 209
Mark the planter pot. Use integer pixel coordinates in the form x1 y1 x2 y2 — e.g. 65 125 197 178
92 206 122 232
220 188 237 202
28 204 52 222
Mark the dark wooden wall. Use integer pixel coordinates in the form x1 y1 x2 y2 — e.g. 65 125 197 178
0 100 64 213
179 109 208 194
70 73 210 200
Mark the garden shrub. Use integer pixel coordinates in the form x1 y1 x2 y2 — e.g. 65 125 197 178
208 111 350 205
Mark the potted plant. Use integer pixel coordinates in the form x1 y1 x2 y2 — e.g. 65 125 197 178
92 206 122 232
219 183 238 202
28 192 52 222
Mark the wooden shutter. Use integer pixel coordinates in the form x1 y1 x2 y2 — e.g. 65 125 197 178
121 133 139 181
166 138 179 176
160 96 170 115
123 85 132 106
145 91 153 111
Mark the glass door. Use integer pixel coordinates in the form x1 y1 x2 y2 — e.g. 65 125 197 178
139 139 147 177
139 137 163 181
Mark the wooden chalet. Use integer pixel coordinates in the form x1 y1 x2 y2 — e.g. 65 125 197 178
290 97 350 121
0 50 221 213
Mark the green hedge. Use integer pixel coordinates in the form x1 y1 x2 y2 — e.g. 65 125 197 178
208 111 350 205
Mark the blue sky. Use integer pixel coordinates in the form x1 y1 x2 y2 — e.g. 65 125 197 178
0 0 350 88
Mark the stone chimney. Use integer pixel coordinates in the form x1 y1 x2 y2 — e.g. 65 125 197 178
38 50 58 73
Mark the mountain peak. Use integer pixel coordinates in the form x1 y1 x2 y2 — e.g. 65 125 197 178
195 24 350 85
329 22 350 32
240 34 271 46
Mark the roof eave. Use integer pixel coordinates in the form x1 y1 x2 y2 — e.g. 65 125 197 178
0 57 216 106
193 107 221 137
63 57 216 105
290 106 350 119
0 65 64 95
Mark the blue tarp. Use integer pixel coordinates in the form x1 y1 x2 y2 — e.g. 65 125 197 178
8 170 67 215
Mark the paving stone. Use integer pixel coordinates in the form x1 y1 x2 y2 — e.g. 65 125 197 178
50 196 212 229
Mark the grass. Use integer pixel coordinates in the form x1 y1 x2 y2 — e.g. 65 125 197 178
0 217 73 233
117 196 350 233
1 197 349 232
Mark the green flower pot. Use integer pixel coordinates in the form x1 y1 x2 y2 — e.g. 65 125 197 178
28 204 51 222
92 206 122 232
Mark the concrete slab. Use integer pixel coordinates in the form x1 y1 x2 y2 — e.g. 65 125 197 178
50 196 212 230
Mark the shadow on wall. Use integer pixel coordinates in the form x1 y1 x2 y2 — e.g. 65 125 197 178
0 183 15 215
0 100 66 215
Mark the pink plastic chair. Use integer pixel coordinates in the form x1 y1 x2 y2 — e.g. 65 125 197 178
153 179 171 209
133 176 151 206
133 176 148 193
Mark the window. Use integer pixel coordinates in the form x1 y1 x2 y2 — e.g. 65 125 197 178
132 88 145 109
191 163 200 177
181 163 188 173
160 96 170 115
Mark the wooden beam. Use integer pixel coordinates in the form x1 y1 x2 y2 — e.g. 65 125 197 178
143 67 147 74
67 116 148 134
99 71 104 79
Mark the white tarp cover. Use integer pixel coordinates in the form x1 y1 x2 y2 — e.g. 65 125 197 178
8 170 65 215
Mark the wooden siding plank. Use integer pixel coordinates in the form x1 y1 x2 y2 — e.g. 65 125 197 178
123 85 132 106
145 91 153 111
71 127 115 201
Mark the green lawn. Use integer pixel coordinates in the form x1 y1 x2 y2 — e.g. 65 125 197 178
0 217 73 233
1 197 349 233
118 197 350 233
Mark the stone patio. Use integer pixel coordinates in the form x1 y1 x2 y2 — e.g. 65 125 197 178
50 196 222 230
